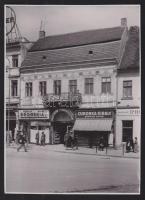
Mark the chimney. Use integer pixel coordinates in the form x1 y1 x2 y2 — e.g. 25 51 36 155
121 18 127 27
39 30 45 39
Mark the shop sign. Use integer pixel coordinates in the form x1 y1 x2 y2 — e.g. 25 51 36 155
76 110 112 119
19 110 49 119
117 109 141 116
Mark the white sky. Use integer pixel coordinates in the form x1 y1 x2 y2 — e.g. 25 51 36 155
6 5 140 42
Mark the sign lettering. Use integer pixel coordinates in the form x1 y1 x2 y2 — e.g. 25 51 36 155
77 110 112 119
19 110 49 120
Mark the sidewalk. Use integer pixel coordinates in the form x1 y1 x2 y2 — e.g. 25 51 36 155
7 143 140 159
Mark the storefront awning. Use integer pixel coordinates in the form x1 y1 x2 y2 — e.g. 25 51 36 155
73 119 112 132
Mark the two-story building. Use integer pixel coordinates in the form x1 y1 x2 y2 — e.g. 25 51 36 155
6 37 32 140
17 18 130 147
116 26 140 146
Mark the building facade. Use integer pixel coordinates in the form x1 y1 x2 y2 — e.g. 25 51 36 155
116 26 140 146
6 38 32 140
17 18 140 147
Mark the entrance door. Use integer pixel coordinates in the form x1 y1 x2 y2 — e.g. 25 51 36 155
53 122 72 144
122 120 133 142
52 109 74 144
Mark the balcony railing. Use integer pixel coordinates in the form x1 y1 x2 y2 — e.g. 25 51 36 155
42 92 82 108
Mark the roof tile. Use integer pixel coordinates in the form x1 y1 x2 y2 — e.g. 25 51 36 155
29 26 124 52
119 26 139 70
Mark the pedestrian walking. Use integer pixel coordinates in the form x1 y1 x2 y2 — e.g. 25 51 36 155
99 136 105 151
72 134 78 150
126 138 131 153
130 137 134 152
35 131 39 145
17 131 27 152
133 137 139 153
67 134 72 148
96 139 100 153
41 132 46 146
64 133 68 147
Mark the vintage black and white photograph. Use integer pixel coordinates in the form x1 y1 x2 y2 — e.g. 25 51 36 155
5 5 140 194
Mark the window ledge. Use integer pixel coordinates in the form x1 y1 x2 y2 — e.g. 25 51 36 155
100 92 112 95
121 97 133 100
11 96 20 98
84 93 95 96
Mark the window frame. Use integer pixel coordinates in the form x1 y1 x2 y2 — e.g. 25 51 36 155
101 77 111 94
69 80 77 94
123 80 132 98
54 80 61 95
11 80 18 97
39 81 47 96
12 54 18 68
25 82 33 97
85 78 94 95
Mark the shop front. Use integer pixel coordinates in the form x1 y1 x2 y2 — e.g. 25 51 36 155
18 109 50 144
116 108 141 146
73 109 115 147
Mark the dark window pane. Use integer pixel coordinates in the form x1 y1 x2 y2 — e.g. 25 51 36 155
25 82 32 97
123 81 132 98
12 55 18 67
69 80 77 93
39 81 47 96
54 80 61 95
11 80 17 96
122 120 133 127
122 120 133 142
101 77 111 93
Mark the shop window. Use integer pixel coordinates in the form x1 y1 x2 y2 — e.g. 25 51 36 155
122 120 133 142
12 55 18 67
85 78 93 95
25 82 32 97
54 80 61 95
11 80 18 97
69 80 77 94
123 80 132 98
101 77 111 94
39 81 47 96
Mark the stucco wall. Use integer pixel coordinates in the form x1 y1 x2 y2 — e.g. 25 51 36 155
20 65 117 108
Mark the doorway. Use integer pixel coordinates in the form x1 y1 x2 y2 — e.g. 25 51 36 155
52 109 74 144
122 120 133 142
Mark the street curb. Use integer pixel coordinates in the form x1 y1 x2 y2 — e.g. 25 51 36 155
6 146 140 159
53 150 139 159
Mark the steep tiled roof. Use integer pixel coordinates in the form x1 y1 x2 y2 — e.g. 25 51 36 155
21 41 121 68
21 26 125 73
29 27 124 52
119 26 139 71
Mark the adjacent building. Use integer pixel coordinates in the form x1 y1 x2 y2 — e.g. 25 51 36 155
6 37 32 140
116 26 140 146
16 18 137 147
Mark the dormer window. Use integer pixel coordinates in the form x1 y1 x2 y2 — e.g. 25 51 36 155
89 50 93 54
42 55 47 60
